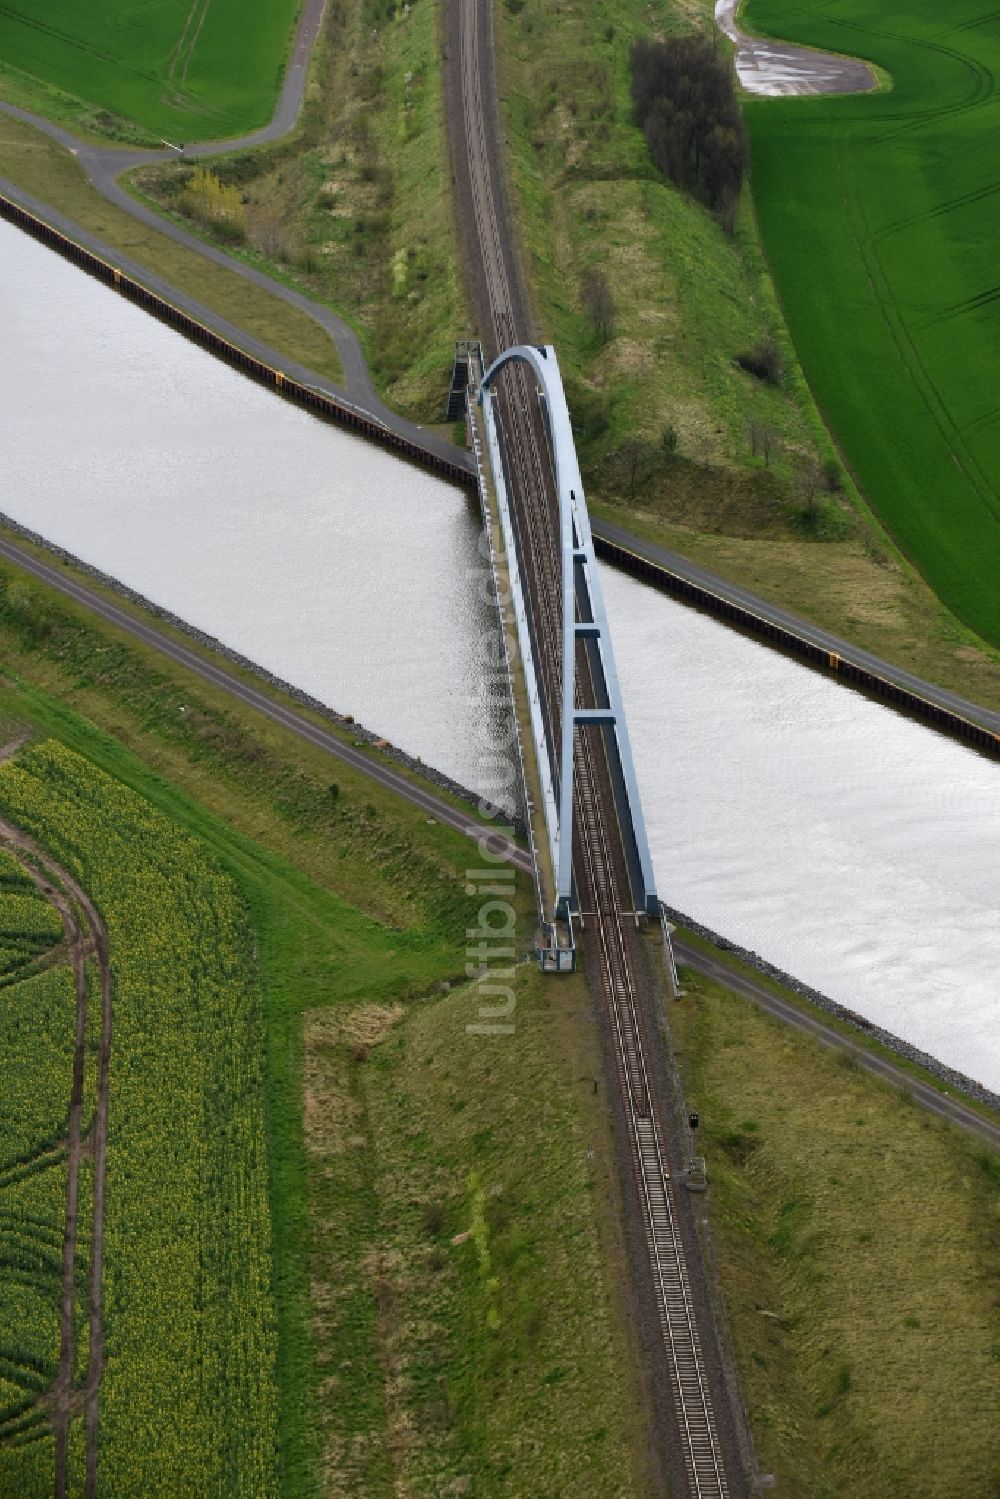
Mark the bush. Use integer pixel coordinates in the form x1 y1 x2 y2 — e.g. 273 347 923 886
736 336 784 385
213 218 246 245
613 438 658 499
248 208 293 260
180 164 246 238
422 1201 446 1237
630 35 748 214
565 379 610 440
822 457 843 492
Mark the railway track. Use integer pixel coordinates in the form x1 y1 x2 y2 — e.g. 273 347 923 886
456 0 735 1491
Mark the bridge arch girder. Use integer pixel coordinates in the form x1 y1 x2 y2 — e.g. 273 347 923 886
479 344 658 918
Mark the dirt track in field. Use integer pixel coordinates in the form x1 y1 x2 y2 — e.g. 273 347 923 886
0 784 111 1499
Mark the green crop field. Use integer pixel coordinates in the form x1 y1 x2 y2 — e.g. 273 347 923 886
0 854 76 1491
744 0 1000 645
0 740 280 1496
0 0 301 140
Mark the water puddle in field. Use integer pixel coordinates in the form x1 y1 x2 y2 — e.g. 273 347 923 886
3 216 999 1091
715 0 876 96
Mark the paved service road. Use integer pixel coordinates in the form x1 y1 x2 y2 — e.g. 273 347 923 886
0 533 494 851
674 938 1000 1152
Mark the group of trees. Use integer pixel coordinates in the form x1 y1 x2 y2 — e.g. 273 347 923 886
630 35 749 224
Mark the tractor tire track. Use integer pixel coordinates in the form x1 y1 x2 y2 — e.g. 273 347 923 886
837 129 1000 527
165 0 214 106
873 176 1000 243
0 810 111 1498
0 4 165 89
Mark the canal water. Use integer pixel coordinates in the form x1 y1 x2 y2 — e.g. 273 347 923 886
0 219 508 791
3 218 999 1091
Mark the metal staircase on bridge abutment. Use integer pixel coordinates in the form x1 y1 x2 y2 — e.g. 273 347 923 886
458 338 666 974
445 339 478 423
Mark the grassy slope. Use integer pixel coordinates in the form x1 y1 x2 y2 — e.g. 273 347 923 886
133 0 465 421
0 552 650 1495
0 112 343 385
498 0 817 477
495 0 1000 708
745 0 1000 648
0 0 301 141
672 965 1000 1495
306 965 647 1497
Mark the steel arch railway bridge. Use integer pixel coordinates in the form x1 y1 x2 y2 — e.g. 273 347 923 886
475 342 658 951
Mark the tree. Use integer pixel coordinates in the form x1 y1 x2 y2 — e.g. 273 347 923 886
616 438 656 499
630 36 748 217
249 208 293 261
749 419 775 467
796 460 824 526
581 267 616 343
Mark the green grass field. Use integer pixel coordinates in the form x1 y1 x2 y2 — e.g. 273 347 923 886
0 0 301 140
672 966 1000 1495
745 0 1000 645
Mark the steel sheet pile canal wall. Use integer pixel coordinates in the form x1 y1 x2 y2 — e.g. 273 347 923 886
0 193 474 487
596 534 1000 760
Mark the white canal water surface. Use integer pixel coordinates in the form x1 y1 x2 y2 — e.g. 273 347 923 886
0 219 509 790
4 220 1000 1091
